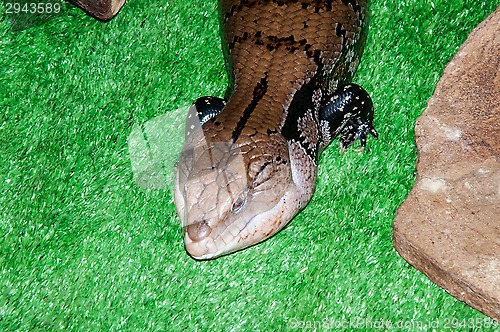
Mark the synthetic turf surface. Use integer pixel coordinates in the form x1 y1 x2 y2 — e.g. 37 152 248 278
1 0 499 330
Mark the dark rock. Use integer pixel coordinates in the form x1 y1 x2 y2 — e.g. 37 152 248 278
68 0 126 21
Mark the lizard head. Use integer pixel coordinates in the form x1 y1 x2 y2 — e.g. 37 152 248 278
174 124 306 259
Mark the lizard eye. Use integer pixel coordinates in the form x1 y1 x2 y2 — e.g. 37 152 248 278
231 194 247 214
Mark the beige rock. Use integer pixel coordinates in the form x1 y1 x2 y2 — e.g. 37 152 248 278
394 7 500 321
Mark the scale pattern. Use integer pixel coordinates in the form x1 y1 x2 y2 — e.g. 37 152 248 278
174 0 372 259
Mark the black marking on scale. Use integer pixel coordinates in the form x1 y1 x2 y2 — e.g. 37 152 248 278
224 0 337 22
229 32 312 54
341 0 362 14
231 73 269 143
281 46 328 161
281 77 320 161
336 23 347 40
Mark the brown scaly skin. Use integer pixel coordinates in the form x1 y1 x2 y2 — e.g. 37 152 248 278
174 0 377 259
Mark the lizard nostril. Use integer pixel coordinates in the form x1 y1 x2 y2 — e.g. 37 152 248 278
185 220 212 242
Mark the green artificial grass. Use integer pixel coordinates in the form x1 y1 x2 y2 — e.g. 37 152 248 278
1 0 499 330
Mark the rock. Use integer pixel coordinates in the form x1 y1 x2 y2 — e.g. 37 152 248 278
394 7 500 321
68 0 126 21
